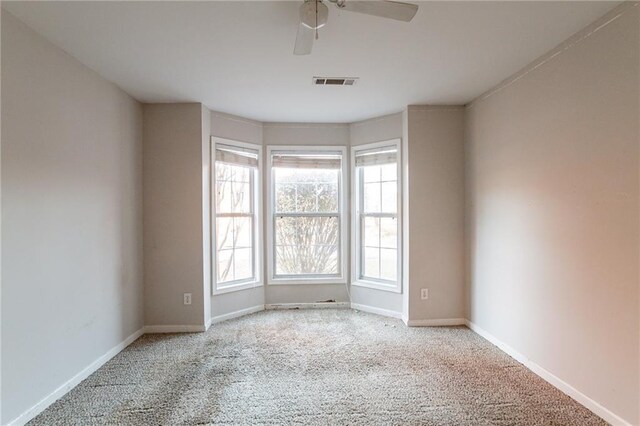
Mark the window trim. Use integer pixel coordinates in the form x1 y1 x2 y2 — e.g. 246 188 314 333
266 145 348 285
211 137 263 295
351 139 402 293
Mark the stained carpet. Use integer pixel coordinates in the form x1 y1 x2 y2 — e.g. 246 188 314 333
29 309 605 425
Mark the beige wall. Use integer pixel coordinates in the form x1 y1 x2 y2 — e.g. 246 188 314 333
263 123 351 304
464 4 639 424
145 108 267 323
1 11 143 424
349 113 405 314
143 103 207 327
207 112 465 319
210 111 265 318
211 110 263 144
350 113 403 148
263 123 351 147
209 115 411 314
405 106 466 322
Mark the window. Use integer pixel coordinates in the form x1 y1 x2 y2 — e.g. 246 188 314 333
352 140 401 292
212 138 262 293
267 146 347 284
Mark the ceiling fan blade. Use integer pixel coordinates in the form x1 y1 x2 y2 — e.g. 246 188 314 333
294 22 314 55
339 1 418 22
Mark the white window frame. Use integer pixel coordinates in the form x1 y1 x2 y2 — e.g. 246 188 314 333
351 139 402 293
211 137 263 295
267 145 348 285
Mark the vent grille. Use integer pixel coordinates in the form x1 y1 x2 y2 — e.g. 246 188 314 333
313 77 358 86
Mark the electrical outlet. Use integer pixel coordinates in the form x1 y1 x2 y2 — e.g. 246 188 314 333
183 293 192 305
421 288 428 300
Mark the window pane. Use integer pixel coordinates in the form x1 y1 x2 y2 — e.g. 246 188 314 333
275 245 298 275
234 166 250 183
216 163 252 214
216 217 234 250
216 162 235 182
276 245 338 275
363 217 380 248
234 248 253 281
363 182 381 213
380 217 397 249
235 217 252 248
274 168 339 213
275 216 339 247
363 246 380 279
274 216 297 245
217 249 233 283
216 179 233 213
215 217 255 285
215 160 256 285
275 216 339 275
357 150 399 284
380 248 397 281
381 182 397 213
363 165 380 183
215 217 253 251
380 163 396 181
317 183 338 212
234 182 251 213
294 182 316 212
275 183 296 212
214 141 261 288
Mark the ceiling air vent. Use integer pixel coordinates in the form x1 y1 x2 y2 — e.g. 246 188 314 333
313 77 358 86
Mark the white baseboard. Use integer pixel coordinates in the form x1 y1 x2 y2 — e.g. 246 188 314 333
210 305 265 324
143 324 207 333
465 320 631 426
350 303 402 319
9 310 629 426
265 302 350 310
6 327 144 426
406 318 466 327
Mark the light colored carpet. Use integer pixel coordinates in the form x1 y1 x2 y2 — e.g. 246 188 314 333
29 309 605 425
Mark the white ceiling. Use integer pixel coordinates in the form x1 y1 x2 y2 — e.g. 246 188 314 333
3 1 617 123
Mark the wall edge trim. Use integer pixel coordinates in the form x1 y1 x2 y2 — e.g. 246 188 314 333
6 327 145 426
406 318 466 327
143 324 207 333
467 1 639 109
262 123 349 129
210 305 265 325
350 303 403 319
210 110 263 127
407 105 465 112
465 320 632 426
9 313 625 425
265 302 350 310
350 111 404 127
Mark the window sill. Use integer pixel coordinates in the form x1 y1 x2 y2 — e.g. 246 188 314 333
212 280 263 295
351 279 401 293
268 277 347 286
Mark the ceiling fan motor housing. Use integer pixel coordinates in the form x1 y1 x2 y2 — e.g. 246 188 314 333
300 0 328 29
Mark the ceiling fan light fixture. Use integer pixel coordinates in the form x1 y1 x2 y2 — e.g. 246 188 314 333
300 0 329 29
294 0 418 55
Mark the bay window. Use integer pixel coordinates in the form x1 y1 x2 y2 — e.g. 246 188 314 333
352 140 401 292
212 138 262 293
267 146 347 284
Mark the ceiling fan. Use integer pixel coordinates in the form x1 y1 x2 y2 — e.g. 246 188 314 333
294 0 419 55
